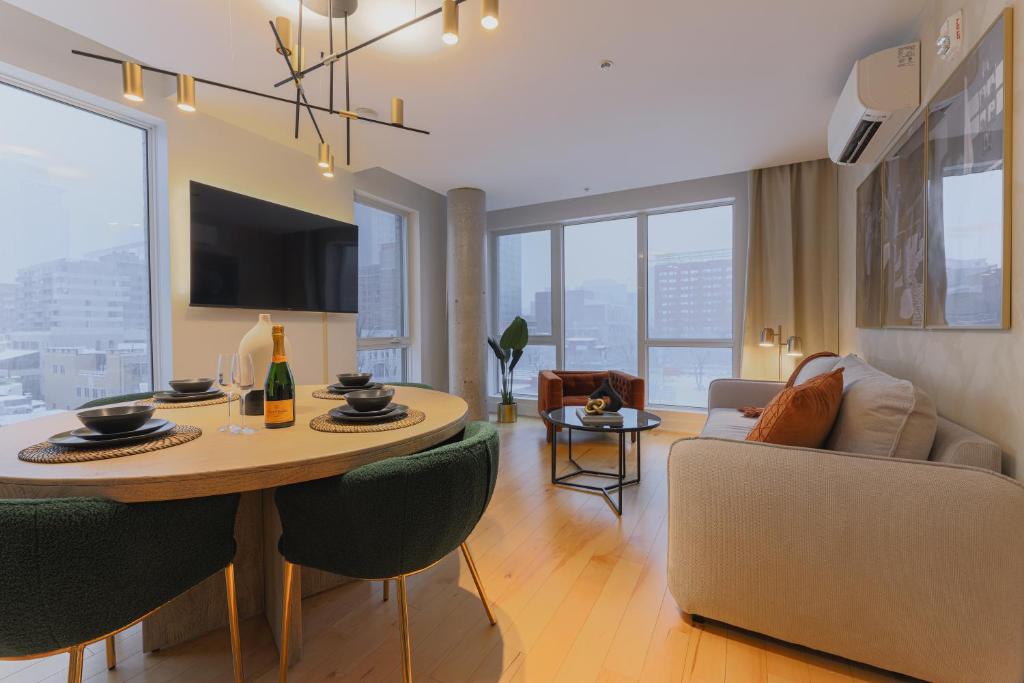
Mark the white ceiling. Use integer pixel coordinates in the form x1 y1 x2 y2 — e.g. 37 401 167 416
9 0 926 209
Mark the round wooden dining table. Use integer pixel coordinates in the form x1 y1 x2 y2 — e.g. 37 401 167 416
0 385 469 666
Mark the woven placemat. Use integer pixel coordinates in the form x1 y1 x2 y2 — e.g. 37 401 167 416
310 409 425 433
136 394 238 409
312 387 391 400
18 424 202 464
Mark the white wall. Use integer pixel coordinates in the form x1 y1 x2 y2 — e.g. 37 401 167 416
0 2 357 386
353 167 449 391
838 0 1021 476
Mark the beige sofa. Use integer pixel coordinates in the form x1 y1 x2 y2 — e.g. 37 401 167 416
667 355 1024 683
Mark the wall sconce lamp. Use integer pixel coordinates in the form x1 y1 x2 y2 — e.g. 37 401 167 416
759 325 804 380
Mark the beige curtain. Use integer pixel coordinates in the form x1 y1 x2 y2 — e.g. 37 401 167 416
741 158 839 380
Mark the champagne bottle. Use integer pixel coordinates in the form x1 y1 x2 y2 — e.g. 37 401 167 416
264 324 295 429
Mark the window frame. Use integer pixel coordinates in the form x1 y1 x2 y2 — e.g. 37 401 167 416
354 195 412 382
0 72 163 399
488 199 740 409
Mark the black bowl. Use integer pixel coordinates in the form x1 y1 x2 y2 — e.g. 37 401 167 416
337 372 373 387
168 378 215 393
344 388 395 413
77 405 156 435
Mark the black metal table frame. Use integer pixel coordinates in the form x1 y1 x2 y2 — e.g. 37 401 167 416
549 423 643 516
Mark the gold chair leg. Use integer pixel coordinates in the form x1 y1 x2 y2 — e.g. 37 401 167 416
460 542 497 625
383 579 390 601
279 560 296 683
396 575 413 683
224 563 244 683
66 645 84 683
105 635 116 670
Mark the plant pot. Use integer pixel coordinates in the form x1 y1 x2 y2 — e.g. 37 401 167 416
496 402 518 423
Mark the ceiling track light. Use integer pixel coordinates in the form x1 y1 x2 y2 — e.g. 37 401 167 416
322 155 335 178
76 0 504 170
442 0 459 45
481 0 499 29
275 17 294 55
391 98 404 127
121 61 143 102
176 74 196 112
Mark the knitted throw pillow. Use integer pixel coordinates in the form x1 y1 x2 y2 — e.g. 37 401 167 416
746 368 844 448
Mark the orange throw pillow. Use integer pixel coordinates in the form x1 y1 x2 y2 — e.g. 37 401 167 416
746 368 844 448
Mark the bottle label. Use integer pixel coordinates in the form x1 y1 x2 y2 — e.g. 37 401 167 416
265 399 294 424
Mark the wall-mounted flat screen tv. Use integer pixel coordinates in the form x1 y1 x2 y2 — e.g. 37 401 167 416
189 181 358 313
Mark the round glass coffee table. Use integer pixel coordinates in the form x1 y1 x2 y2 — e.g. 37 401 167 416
544 407 661 515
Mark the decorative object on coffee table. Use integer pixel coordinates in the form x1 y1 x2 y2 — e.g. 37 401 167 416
588 378 624 412
238 313 292 416
488 315 529 423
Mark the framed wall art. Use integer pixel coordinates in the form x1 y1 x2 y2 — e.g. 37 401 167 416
925 8 1011 329
882 114 927 328
855 7 1012 332
856 165 883 328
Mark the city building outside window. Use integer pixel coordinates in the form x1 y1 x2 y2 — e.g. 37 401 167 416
0 80 153 424
355 198 410 383
489 203 736 409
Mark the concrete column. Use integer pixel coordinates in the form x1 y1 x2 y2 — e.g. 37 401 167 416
446 187 488 420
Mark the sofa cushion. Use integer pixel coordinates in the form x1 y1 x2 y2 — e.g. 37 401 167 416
930 417 1002 471
789 352 841 386
701 408 758 440
825 355 937 460
747 369 844 448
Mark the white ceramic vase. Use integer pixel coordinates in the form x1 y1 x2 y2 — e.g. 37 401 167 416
238 313 292 414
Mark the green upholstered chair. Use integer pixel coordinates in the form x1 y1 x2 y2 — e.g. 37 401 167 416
275 421 499 682
77 392 153 409
0 495 243 683
386 381 433 390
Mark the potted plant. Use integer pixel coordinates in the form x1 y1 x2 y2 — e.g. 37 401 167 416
488 316 529 423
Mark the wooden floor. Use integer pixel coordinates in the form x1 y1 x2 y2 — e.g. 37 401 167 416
0 417 912 683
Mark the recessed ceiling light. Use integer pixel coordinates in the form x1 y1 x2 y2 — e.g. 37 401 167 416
600 59 614 71
355 107 379 119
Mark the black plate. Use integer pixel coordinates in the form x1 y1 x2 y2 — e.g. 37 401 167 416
333 403 407 418
49 421 177 449
326 382 384 394
70 418 169 441
153 389 224 403
328 406 408 424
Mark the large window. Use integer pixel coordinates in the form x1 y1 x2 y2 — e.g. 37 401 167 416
355 199 409 382
0 81 153 423
645 205 734 407
564 218 638 373
490 203 736 408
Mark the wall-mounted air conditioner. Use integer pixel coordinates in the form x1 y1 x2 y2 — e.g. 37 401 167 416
828 42 920 165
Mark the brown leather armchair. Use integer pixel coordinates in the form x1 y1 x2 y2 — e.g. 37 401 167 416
538 370 645 442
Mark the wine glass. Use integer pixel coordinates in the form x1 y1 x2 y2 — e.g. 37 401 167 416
234 353 256 435
216 353 237 433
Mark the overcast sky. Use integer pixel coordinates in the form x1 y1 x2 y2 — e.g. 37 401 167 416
0 82 148 283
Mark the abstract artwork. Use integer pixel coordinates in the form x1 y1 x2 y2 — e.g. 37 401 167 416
925 10 1011 329
856 8 1011 332
856 166 883 328
882 115 926 328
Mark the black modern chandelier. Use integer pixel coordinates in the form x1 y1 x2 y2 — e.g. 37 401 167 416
73 0 499 178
